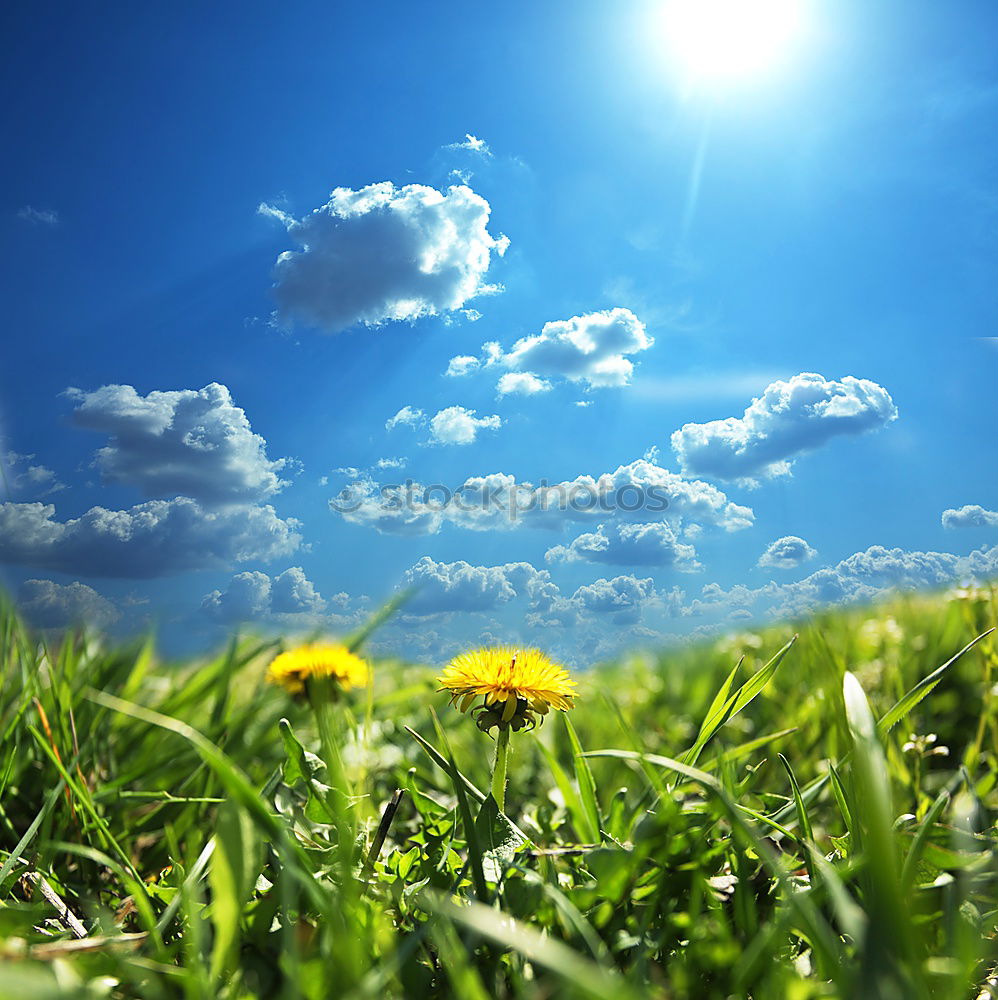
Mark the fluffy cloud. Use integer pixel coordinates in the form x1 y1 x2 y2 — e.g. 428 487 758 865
496 372 552 397
445 341 502 379
448 310 653 390
396 555 672 630
542 460 753 533
445 355 481 378
401 557 515 614
330 477 444 536
271 566 326 614
17 579 119 630
2 451 64 498
763 547 963 618
547 521 700 569
428 406 501 446
502 308 652 390
331 459 753 537
1 383 304 583
758 535 817 569
530 575 683 631
688 542 998 622
0 498 301 578
261 182 508 333
201 570 271 620
671 373 898 481
386 406 425 431
201 567 327 622
570 575 657 625
400 556 555 616
961 545 998 578
942 505 998 529
69 383 288 505
834 545 961 590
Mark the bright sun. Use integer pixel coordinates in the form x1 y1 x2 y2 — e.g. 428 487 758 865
658 0 806 87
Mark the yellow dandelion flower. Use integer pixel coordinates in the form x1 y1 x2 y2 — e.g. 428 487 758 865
266 643 369 697
438 646 576 734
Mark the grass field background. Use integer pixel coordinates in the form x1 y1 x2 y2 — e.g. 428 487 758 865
1 584 996 999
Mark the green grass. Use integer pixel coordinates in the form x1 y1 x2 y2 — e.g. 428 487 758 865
1 584 997 999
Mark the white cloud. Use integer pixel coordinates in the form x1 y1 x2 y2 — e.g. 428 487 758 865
2 451 65 498
331 477 445 536
942 505 998 529
331 459 753 536
386 406 425 431
0 498 301 578
482 342 503 364
836 545 963 588
570 575 658 626
547 521 700 569
763 548 960 618
671 373 898 482
17 206 59 227
2 384 304 584
500 308 653 390
444 341 502 378
400 556 555 616
758 535 817 569
201 566 328 622
69 383 289 505
326 457 407 488
378 558 688 654
531 574 683 630
445 355 481 377
592 460 753 531
688 542 998 622
961 544 998 578
270 566 326 614
17 579 119 630
523 597 580 629
428 406 501 446
447 134 492 156
496 372 552 397
442 136 495 186
201 570 272 620
261 182 509 333
402 557 514 615
453 309 653 391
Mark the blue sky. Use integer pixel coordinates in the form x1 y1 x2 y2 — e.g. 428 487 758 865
1 0 996 663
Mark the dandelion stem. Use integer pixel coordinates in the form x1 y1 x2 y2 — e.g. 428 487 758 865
491 726 511 811
308 683 357 885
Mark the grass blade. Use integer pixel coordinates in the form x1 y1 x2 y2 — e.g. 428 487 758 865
877 628 994 736
581 747 844 979
562 714 602 843
427 710 487 899
778 753 815 883
684 635 797 767
419 889 640 1000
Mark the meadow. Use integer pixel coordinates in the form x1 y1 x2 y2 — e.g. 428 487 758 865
0 585 996 1000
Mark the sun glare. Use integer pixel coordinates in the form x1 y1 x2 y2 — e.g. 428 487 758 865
657 0 806 88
